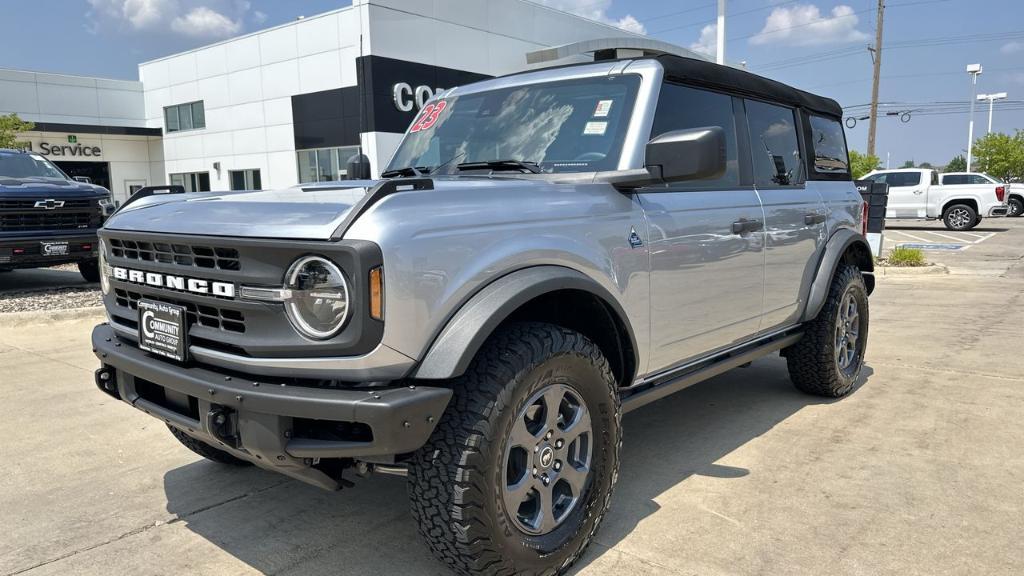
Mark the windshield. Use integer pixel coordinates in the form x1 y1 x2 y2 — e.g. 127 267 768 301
0 153 67 180
387 75 641 175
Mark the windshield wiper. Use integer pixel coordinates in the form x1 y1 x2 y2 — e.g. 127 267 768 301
381 165 429 178
455 160 542 174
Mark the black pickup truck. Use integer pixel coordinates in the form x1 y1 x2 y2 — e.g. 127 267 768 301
0 148 112 281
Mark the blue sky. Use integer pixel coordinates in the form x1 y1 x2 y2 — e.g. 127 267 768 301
1 0 1022 165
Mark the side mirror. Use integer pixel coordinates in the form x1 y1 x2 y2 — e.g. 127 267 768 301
645 126 726 184
346 153 371 180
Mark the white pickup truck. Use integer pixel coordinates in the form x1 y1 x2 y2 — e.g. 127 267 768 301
863 168 1009 230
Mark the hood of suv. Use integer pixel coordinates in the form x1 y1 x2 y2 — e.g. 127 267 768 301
103 184 374 240
0 177 109 198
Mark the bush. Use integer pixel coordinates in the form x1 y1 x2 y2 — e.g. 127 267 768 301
886 246 926 267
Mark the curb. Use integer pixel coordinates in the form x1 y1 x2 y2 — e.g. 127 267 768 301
0 306 105 328
876 263 949 276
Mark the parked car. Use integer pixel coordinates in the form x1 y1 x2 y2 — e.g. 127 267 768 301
0 148 112 280
940 172 1023 217
862 168 1008 230
90 54 873 576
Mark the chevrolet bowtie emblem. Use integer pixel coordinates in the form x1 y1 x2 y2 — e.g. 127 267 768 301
34 199 65 210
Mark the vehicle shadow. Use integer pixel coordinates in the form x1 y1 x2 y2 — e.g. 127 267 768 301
162 355 873 575
885 225 1009 233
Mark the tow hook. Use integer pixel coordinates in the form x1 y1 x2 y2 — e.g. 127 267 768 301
95 367 120 399
207 408 240 448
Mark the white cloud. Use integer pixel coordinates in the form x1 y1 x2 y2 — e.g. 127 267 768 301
171 6 242 37
1001 41 1023 54
86 0 248 37
534 0 646 34
252 10 268 24
690 23 717 57
87 0 177 30
750 4 869 46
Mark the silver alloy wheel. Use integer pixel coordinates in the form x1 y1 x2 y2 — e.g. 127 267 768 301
1010 199 1023 217
502 383 593 536
834 290 861 373
948 207 972 229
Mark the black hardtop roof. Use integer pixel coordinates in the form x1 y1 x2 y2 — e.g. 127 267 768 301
652 54 843 119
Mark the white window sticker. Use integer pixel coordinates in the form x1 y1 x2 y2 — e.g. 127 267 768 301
594 99 614 117
583 121 607 136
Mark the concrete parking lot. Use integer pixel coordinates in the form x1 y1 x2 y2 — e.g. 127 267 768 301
2 220 1023 576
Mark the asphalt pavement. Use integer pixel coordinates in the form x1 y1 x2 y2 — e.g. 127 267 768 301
1 219 1023 575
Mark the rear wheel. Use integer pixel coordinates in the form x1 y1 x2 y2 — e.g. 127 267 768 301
78 259 101 283
167 425 252 466
943 204 978 230
785 264 869 397
1008 197 1023 217
407 322 621 576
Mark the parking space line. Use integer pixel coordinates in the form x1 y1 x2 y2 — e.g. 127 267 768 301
886 230 936 243
958 231 985 239
926 230 971 242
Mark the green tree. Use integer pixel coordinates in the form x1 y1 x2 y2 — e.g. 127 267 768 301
918 162 934 169
0 113 35 149
848 149 881 179
945 154 967 172
972 130 1024 182
900 160 915 169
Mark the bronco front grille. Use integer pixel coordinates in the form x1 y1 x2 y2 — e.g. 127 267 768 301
114 287 246 333
108 238 241 271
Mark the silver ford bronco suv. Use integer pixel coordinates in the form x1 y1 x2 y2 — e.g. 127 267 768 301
92 54 873 575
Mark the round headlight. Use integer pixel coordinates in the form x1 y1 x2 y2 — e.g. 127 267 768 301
99 240 111 296
284 256 350 340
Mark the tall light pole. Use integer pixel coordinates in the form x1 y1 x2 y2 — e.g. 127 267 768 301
977 92 1008 134
716 0 726 65
966 63 983 172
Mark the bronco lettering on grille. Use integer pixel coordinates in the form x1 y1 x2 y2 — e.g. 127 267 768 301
112 266 235 298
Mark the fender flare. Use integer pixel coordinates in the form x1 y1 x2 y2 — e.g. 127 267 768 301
412 266 637 380
802 229 874 322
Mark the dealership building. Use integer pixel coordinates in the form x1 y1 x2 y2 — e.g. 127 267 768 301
0 0 707 201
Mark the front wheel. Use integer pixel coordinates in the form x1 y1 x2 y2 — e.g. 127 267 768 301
943 204 978 230
407 322 621 576
785 264 869 397
1008 197 1023 217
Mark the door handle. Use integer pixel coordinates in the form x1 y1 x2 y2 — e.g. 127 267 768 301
732 219 763 234
804 213 827 225
913 189 924 195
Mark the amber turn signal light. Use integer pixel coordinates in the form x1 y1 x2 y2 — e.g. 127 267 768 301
369 266 384 320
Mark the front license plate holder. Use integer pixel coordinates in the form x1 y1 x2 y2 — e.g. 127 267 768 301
40 241 69 256
138 299 188 362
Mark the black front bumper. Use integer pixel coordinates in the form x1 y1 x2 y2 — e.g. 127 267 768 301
0 233 98 268
92 324 451 490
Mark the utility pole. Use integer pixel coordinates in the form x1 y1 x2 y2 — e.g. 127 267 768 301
866 0 885 157
716 0 726 65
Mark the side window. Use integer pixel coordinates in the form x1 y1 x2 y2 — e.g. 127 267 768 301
931 171 938 186
745 99 804 187
888 172 921 187
650 83 740 188
943 174 966 185
968 174 990 185
809 115 849 174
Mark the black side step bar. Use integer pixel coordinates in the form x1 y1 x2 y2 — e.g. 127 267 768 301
621 332 803 414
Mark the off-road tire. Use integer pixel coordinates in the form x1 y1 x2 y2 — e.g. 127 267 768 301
407 322 621 576
1008 196 1023 218
78 259 101 283
786 264 868 397
167 425 252 466
943 203 978 231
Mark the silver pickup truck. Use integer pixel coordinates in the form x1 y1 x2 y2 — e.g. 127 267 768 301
91 54 873 575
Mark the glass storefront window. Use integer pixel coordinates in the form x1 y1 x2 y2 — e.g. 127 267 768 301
296 145 361 183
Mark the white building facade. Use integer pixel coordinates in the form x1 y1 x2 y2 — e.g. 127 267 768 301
0 69 163 200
